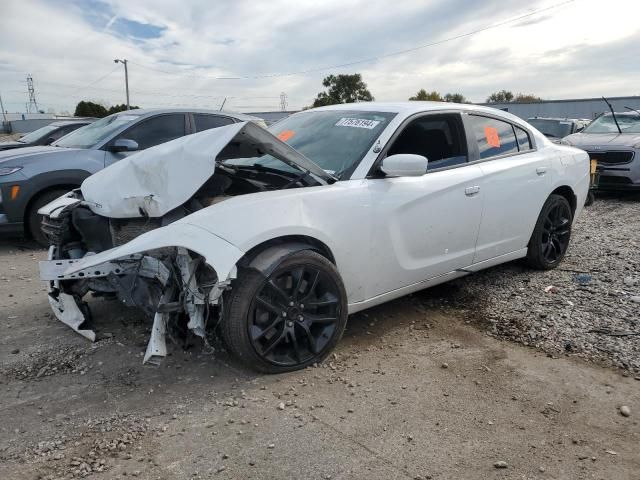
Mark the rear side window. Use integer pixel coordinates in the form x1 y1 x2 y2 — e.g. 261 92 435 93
193 114 235 132
468 115 518 159
514 126 531 151
121 114 186 150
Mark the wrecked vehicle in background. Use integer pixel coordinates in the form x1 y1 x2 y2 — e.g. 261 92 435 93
38 102 590 373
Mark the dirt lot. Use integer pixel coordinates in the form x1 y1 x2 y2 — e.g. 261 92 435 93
1 197 639 480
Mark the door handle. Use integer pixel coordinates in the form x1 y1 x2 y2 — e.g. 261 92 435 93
465 186 480 196
536 167 548 176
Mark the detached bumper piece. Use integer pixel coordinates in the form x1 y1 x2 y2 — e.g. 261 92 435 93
39 247 224 367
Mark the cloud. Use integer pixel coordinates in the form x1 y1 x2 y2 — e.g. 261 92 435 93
0 0 639 113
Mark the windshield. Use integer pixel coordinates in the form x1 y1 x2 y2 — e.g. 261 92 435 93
582 113 640 134
19 124 59 143
55 113 141 148
227 110 396 177
528 119 573 138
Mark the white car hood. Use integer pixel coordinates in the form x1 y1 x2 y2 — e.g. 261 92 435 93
81 121 332 218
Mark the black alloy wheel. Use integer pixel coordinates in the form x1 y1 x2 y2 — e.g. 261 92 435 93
221 250 348 373
526 194 573 270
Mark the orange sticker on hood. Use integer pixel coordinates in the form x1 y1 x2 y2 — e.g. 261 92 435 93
277 130 295 142
484 126 500 148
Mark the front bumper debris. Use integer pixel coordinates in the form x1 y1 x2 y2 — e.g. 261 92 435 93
39 246 228 367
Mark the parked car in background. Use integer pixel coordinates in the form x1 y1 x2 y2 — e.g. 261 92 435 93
0 120 94 151
37 102 589 373
527 117 590 143
0 108 265 245
561 111 640 191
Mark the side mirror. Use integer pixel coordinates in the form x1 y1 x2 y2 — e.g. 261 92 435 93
381 154 429 177
44 137 56 145
108 138 139 152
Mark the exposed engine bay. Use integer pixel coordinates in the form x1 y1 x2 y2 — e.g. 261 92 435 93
37 122 331 365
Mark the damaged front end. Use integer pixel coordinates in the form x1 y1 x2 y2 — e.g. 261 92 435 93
37 122 329 365
41 241 225 365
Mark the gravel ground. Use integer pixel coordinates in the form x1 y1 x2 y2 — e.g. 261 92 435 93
425 192 640 373
0 192 639 479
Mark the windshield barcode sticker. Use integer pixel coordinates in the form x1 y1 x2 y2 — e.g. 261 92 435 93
335 118 380 129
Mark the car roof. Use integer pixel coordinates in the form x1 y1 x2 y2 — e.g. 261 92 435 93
49 120 95 127
527 117 581 122
309 101 528 126
112 107 262 122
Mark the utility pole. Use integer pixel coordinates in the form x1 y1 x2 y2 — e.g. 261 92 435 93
280 92 288 112
26 74 39 113
114 58 130 109
0 92 7 122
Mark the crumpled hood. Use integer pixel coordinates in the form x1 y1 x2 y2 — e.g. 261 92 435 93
564 132 640 148
0 145 85 165
81 121 332 219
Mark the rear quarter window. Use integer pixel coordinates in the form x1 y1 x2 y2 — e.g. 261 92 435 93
468 115 518 159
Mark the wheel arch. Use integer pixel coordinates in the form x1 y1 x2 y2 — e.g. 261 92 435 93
550 185 577 216
238 235 337 277
23 184 78 235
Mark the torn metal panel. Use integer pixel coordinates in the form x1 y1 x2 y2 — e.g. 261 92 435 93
143 286 176 366
176 248 206 338
48 292 95 342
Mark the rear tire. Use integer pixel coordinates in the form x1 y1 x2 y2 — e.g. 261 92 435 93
526 194 573 270
27 189 69 247
221 250 347 373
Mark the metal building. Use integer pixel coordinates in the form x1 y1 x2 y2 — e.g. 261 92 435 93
480 96 640 120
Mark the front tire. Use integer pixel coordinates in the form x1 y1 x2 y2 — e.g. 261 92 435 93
526 194 573 270
221 250 348 373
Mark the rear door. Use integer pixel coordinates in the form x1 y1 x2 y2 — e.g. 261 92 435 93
464 113 552 263
192 113 235 132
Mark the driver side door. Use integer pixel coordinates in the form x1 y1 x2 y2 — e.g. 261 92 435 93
365 112 484 298
104 113 188 167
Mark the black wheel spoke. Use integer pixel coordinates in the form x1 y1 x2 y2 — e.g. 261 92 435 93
306 313 338 325
265 279 290 303
293 266 306 300
262 327 288 355
300 270 320 303
255 296 282 315
289 330 302 363
298 323 319 354
250 316 283 341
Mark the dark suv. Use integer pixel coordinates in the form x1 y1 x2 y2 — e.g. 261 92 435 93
0 108 265 245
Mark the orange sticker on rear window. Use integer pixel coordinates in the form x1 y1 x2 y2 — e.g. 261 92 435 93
277 130 295 142
484 126 500 148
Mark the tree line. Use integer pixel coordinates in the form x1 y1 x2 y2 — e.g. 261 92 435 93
309 73 542 107
72 73 543 116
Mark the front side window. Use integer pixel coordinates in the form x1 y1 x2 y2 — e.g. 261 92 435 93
468 115 518 159
386 114 467 170
55 113 141 149
118 114 186 150
193 114 234 132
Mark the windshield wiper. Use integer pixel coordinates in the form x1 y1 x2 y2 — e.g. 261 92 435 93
602 97 622 134
624 106 640 116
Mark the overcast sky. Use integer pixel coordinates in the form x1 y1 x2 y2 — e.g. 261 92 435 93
1 0 639 114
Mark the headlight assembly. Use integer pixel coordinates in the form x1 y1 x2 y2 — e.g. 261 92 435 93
0 166 22 176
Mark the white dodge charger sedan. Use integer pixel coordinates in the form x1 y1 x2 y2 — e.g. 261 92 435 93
38 102 590 373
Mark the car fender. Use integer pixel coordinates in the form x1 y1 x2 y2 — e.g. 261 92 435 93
60 222 245 283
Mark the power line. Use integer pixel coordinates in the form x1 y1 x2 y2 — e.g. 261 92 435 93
129 0 575 80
